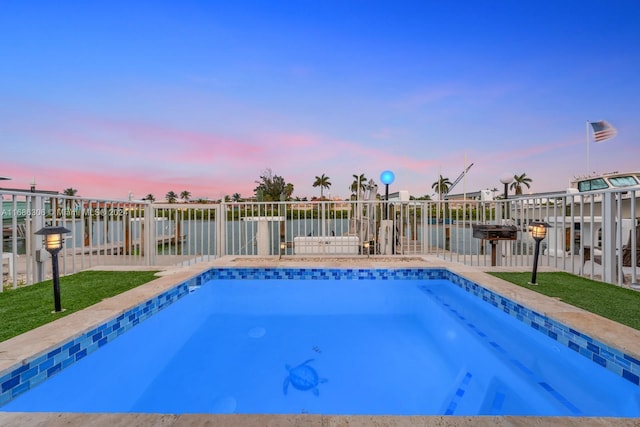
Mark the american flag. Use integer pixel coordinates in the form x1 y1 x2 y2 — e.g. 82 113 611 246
590 120 617 143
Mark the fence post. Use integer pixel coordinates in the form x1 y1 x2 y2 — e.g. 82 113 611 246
216 202 226 257
144 203 154 265
601 192 617 283
32 194 47 283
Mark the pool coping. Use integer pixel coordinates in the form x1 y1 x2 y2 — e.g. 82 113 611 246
1 255 640 426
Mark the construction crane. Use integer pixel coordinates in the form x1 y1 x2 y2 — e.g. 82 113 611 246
444 163 474 195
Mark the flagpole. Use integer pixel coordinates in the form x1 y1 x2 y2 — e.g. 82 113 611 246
586 120 590 173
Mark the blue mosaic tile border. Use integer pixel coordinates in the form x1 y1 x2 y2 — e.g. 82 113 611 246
0 277 194 407
444 270 640 387
2 267 639 409
202 267 448 281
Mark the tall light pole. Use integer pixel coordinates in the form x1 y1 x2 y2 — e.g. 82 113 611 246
379 170 396 255
380 170 395 220
499 173 514 200
499 173 514 226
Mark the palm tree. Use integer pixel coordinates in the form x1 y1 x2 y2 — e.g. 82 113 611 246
431 175 452 198
180 190 191 203
232 193 242 202
62 188 78 210
313 174 332 199
284 183 294 200
166 191 178 203
144 193 155 202
350 174 367 196
510 173 532 195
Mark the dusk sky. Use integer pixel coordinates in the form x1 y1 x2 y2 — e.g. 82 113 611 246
1 1 639 201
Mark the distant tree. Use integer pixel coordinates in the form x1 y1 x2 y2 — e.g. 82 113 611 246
62 188 78 210
510 173 532 195
224 195 231 202
412 194 432 200
254 168 293 201
313 174 332 199
180 190 191 202
166 191 178 203
144 193 155 202
431 175 452 198
350 174 367 196
195 198 208 203
284 183 294 200
232 193 242 202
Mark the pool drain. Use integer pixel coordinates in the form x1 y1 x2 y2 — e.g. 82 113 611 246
248 326 266 338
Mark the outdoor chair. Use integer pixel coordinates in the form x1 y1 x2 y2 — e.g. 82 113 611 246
590 224 640 267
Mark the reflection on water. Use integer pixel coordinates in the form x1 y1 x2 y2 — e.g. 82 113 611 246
3 219 535 257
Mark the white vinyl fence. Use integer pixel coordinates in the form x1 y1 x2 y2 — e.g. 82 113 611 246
2 188 637 290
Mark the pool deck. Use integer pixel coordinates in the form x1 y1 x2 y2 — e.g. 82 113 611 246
1 255 639 427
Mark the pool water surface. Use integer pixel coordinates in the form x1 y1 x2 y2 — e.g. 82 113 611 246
3 272 640 416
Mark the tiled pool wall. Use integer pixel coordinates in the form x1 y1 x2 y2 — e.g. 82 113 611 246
0 277 194 407
1 267 639 408
445 272 640 387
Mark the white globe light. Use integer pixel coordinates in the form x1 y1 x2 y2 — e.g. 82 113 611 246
499 173 514 184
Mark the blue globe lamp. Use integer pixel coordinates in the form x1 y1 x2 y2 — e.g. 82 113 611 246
380 170 395 220
380 170 395 199
380 170 395 187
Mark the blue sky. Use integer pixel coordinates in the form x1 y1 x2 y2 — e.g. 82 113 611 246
1 1 639 200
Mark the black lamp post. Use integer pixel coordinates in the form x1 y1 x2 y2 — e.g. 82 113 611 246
380 170 395 219
379 170 396 255
35 226 71 313
499 173 514 199
528 222 550 286
279 241 286 259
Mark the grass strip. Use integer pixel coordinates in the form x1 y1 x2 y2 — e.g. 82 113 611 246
490 271 640 330
0 270 159 342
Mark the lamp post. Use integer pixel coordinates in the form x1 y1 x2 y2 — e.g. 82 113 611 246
379 170 395 255
528 222 550 286
380 170 395 219
279 241 286 260
35 226 71 313
499 173 514 200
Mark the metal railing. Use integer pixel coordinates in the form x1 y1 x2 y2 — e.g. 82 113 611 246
2 188 638 290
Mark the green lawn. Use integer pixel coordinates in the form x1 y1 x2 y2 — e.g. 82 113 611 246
0 270 159 343
490 271 640 330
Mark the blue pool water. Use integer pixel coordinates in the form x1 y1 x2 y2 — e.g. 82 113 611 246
2 270 640 416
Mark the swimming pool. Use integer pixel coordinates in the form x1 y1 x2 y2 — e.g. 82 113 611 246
1 268 640 416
